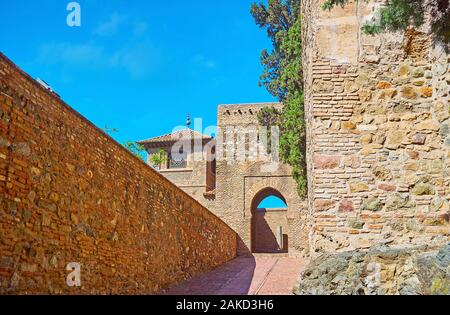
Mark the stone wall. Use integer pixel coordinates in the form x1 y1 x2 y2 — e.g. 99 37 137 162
303 0 450 255
0 53 237 294
295 243 450 295
214 103 309 256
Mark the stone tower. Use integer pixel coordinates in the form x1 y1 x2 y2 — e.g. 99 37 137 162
138 129 216 210
214 103 308 257
303 0 449 255
141 103 309 257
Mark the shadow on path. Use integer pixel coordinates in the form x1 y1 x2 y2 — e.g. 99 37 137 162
162 256 304 295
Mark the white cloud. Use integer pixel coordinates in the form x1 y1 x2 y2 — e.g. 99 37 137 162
110 41 163 79
36 13 163 80
133 21 149 37
193 54 217 69
37 41 163 80
93 13 126 37
38 42 105 65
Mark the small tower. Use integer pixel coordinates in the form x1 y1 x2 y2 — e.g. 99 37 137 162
186 113 191 128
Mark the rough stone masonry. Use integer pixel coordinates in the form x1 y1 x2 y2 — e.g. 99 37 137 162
0 0 449 295
0 53 237 294
302 0 449 256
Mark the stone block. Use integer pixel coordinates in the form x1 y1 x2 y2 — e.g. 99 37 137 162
314 155 340 169
349 181 369 193
339 199 355 212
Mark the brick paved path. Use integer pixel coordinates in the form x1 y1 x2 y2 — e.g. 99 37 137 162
164 255 305 295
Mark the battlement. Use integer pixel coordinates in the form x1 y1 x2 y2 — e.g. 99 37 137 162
218 102 282 126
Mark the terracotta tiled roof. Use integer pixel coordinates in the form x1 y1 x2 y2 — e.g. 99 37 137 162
138 128 213 145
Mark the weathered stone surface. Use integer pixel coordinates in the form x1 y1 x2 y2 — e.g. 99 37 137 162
341 121 356 130
349 220 365 229
407 150 420 159
435 100 449 122
314 155 340 169
11 142 31 156
440 124 449 138
339 199 354 212
401 86 417 99
385 131 406 149
411 183 436 196
343 156 360 168
412 68 424 78
378 89 397 100
378 184 396 192
413 79 425 86
304 0 449 257
419 86 433 98
372 165 392 181
360 134 373 144
377 81 392 89
349 181 369 193
416 120 440 131
314 199 336 212
398 65 410 77
436 244 450 269
412 133 427 145
405 162 419 171
294 244 450 295
363 198 383 212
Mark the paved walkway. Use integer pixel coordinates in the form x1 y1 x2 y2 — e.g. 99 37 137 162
164 255 305 295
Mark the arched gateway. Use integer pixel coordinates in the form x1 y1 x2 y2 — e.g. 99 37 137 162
141 103 309 257
214 103 309 257
251 188 289 253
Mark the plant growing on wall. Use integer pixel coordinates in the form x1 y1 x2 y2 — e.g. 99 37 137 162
251 0 307 197
149 148 167 169
322 0 449 44
102 126 147 162
103 125 119 135
257 106 282 154
123 141 147 162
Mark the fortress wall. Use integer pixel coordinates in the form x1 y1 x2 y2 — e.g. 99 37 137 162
0 53 237 294
303 0 450 255
215 103 309 257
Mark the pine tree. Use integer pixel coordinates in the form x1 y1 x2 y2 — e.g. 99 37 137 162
251 0 307 197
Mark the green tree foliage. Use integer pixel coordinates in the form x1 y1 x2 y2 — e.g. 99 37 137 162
251 0 303 99
103 125 119 135
149 148 168 169
123 141 146 161
251 0 307 197
322 0 449 43
257 106 282 127
257 106 282 154
280 91 307 196
102 126 147 162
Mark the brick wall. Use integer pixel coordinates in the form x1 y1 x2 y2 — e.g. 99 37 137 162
215 104 309 257
0 53 237 294
303 0 449 255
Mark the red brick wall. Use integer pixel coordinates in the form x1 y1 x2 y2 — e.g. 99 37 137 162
0 53 237 294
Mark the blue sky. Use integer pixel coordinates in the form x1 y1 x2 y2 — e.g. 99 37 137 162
0 0 276 144
258 196 287 209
